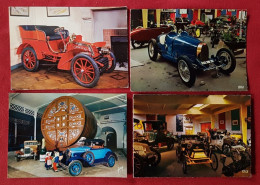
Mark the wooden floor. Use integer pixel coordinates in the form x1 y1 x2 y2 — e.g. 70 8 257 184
11 67 129 90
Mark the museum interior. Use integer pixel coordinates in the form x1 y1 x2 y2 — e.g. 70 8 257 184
8 93 127 177
130 9 247 91
133 95 251 177
10 7 128 90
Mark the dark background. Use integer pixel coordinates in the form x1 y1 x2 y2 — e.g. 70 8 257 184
0 0 259 185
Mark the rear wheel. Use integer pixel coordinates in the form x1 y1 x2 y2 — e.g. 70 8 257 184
107 155 116 167
131 40 143 49
68 160 82 176
217 48 236 74
148 39 158 61
21 47 39 72
71 54 100 88
210 153 218 171
177 56 196 87
105 52 116 73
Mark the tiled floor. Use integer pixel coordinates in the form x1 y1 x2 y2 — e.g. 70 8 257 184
11 67 129 90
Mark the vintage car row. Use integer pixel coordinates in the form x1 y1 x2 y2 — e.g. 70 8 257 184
148 31 236 87
17 25 116 88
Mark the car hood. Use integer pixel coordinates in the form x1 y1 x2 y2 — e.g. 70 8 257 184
175 34 201 47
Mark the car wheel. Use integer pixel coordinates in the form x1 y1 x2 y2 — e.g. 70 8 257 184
134 153 144 177
21 47 39 72
68 160 83 176
195 28 201 38
177 56 196 87
182 160 187 174
107 155 116 167
83 151 95 166
15 155 20 162
150 147 161 167
222 143 231 155
210 153 218 171
217 48 236 74
148 39 158 61
105 52 116 73
71 54 100 88
131 40 143 49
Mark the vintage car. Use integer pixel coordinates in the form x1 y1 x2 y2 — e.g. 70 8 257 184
17 25 116 88
134 120 175 150
176 135 218 174
134 142 161 177
61 139 117 176
222 133 245 155
148 31 236 87
220 144 251 176
15 140 40 161
131 26 172 49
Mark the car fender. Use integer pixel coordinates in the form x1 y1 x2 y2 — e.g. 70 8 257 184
16 41 48 60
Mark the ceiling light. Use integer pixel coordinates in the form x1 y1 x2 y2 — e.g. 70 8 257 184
193 104 204 108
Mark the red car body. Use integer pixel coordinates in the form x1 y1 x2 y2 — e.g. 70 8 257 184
16 25 116 88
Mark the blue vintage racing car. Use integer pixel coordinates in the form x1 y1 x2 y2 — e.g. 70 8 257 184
62 139 117 176
148 31 236 87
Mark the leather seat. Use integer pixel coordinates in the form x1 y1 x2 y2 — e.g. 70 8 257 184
20 25 69 41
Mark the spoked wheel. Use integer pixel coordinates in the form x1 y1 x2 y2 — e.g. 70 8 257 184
71 54 100 88
83 151 95 166
105 52 116 73
107 155 116 167
148 39 158 61
216 48 236 74
131 40 143 49
68 160 83 176
150 147 161 167
21 47 39 72
177 56 196 87
182 160 187 174
134 153 144 177
210 153 218 171
222 143 231 155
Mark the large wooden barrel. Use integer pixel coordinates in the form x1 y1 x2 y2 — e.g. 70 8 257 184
41 96 97 151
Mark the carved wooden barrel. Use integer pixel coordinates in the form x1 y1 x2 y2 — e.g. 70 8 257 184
41 96 97 151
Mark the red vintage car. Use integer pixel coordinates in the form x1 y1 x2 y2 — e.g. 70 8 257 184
16 25 116 88
130 26 172 49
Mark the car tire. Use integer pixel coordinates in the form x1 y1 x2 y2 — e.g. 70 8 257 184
134 153 144 177
68 160 83 176
15 155 20 162
71 54 100 88
131 40 143 49
148 39 158 61
150 147 161 167
21 47 40 72
107 155 116 167
217 48 236 74
177 56 196 87
83 151 95 166
167 141 174 150
105 52 116 73
210 153 218 171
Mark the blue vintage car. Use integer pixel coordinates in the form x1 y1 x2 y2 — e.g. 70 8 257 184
148 31 236 87
62 139 117 176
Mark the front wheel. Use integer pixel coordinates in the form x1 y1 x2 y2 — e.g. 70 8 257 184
21 47 39 72
131 40 143 49
222 143 231 155
177 56 196 87
217 48 236 74
68 160 83 176
150 147 161 167
71 54 100 88
105 52 116 73
210 153 218 171
148 39 158 61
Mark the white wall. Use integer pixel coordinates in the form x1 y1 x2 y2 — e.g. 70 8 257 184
93 9 127 42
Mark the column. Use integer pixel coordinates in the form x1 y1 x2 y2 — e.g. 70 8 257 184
156 9 161 27
240 104 247 144
142 9 148 28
